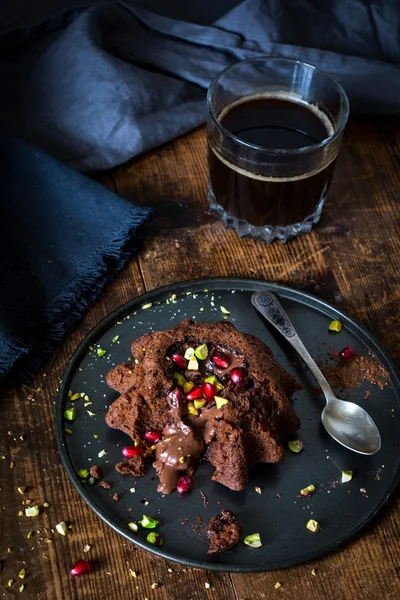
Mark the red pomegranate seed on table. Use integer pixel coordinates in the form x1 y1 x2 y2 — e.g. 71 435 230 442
176 475 194 494
230 367 247 385
339 345 355 362
171 353 187 369
70 559 91 576
211 353 230 369
122 446 144 458
145 431 162 443
203 382 216 401
186 385 204 401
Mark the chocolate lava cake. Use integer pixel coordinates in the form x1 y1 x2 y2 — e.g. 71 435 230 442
105 319 300 494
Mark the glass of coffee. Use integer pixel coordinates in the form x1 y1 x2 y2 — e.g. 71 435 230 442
207 57 349 243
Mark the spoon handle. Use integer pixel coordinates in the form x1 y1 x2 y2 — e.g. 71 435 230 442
251 292 335 401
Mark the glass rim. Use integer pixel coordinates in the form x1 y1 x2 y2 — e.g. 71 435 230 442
207 55 350 156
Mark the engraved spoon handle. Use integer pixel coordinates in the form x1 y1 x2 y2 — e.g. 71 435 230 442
251 291 335 402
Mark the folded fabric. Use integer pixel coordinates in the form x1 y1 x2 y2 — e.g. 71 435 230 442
0 0 399 173
0 135 151 383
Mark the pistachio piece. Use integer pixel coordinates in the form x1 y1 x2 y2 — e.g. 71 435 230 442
306 519 320 533
173 372 186 387
25 506 39 517
183 381 195 394
288 440 304 453
64 407 76 421
214 396 229 409
341 470 353 483
184 347 195 360
187 402 199 416
300 485 315 496
140 515 160 529
96 348 107 357
187 356 199 371
56 521 68 536
128 522 138 533
329 320 342 332
194 344 208 360
244 533 262 548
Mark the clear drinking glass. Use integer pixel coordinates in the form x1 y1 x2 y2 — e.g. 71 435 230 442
207 57 349 243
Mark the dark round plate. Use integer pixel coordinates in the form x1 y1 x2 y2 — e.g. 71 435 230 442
55 278 400 572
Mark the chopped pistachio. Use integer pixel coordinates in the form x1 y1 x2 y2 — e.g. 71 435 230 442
93 434 99 439
300 485 315 496
220 306 230 315
10 461 15 468
311 568 316 576
8 580 13 587
255 486 262 494
27 531 34 539
142 302 153 309
19 584 25 592
244 533 262 548
130 569 137 578
112 335 120 343
130 487 136 493
187 356 199 371
151 583 159 589
17 486 26 494
65 429 73 435
84 395 90 401
43 503 50 508
146 532 163 546
64 407 76 421
306 519 320 533
7 548 11 553
128 522 139 533
173 372 186 387
288 440 304 453
83 545 91 552
18 511 24 516
274 582 282 589
96 348 107 357
194 344 208 360
214 396 229 409
56 521 68 536
341 470 353 483
70 393 81 401
187 402 199 416
18 569 26 579
184 347 195 360
329 320 343 333
179 456 186 464
183 381 195 394
140 515 159 529
77 468 90 479
25 506 39 517
87 410 96 416
98 449 107 458
193 399 206 410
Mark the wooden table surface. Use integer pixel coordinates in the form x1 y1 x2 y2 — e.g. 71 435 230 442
1 118 400 600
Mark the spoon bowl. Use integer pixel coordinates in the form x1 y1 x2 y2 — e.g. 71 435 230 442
252 291 381 456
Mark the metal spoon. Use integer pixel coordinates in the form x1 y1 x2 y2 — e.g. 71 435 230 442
251 291 381 455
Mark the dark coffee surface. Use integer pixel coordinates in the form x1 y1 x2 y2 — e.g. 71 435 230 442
221 97 330 150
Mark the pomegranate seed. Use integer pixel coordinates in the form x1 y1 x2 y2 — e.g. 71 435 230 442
171 353 186 369
122 446 144 458
230 367 247 385
212 352 230 369
339 345 355 362
176 475 194 494
186 385 204 401
145 431 162 443
203 382 216 401
170 387 185 408
70 559 91 576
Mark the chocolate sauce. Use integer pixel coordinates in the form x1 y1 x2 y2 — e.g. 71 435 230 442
155 345 246 494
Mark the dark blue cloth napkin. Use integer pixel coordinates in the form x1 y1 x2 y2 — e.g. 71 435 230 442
0 135 151 383
0 0 399 173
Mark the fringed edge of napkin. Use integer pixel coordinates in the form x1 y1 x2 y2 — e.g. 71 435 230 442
0 204 152 385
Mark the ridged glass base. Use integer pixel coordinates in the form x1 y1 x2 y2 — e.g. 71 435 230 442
209 185 325 244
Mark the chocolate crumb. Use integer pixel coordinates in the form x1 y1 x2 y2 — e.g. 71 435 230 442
99 481 111 490
206 509 242 554
181 519 189 526
115 456 145 477
364 390 371 400
113 493 119 501
89 465 103 479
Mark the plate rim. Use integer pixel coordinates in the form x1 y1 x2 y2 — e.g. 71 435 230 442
54 277 400 572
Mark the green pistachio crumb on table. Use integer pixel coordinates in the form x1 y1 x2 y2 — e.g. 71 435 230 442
300 485 315 496
64 407 76 421
140 515 159 529
306 519 320 533
220 306 230 314
329 319 343 332
96 348 107 357
341 470 353 483
112 335 120 343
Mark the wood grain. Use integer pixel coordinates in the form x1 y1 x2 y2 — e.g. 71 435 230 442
1 117 400 599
